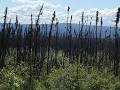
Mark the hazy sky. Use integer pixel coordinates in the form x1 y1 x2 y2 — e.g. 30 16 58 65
0 0 120 26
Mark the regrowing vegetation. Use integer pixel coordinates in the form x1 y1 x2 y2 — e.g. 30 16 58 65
0 5 120 90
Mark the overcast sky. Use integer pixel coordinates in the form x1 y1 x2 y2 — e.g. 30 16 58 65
0 0 120 26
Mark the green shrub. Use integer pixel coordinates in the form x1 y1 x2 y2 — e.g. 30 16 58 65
46 64 116 90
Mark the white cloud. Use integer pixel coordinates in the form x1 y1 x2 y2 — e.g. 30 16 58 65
12 0 30 3
0 0 119 26
1 0 62 24
71 8 118 26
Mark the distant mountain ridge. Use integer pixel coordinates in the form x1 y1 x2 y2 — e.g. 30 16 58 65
0 23 117 38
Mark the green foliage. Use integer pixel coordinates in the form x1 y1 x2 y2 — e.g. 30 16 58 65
1 50 120 90
0 65 25 90
46 64 119 90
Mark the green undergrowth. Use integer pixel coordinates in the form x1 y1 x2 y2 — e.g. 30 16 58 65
0 62 120 90
0 50 120 90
